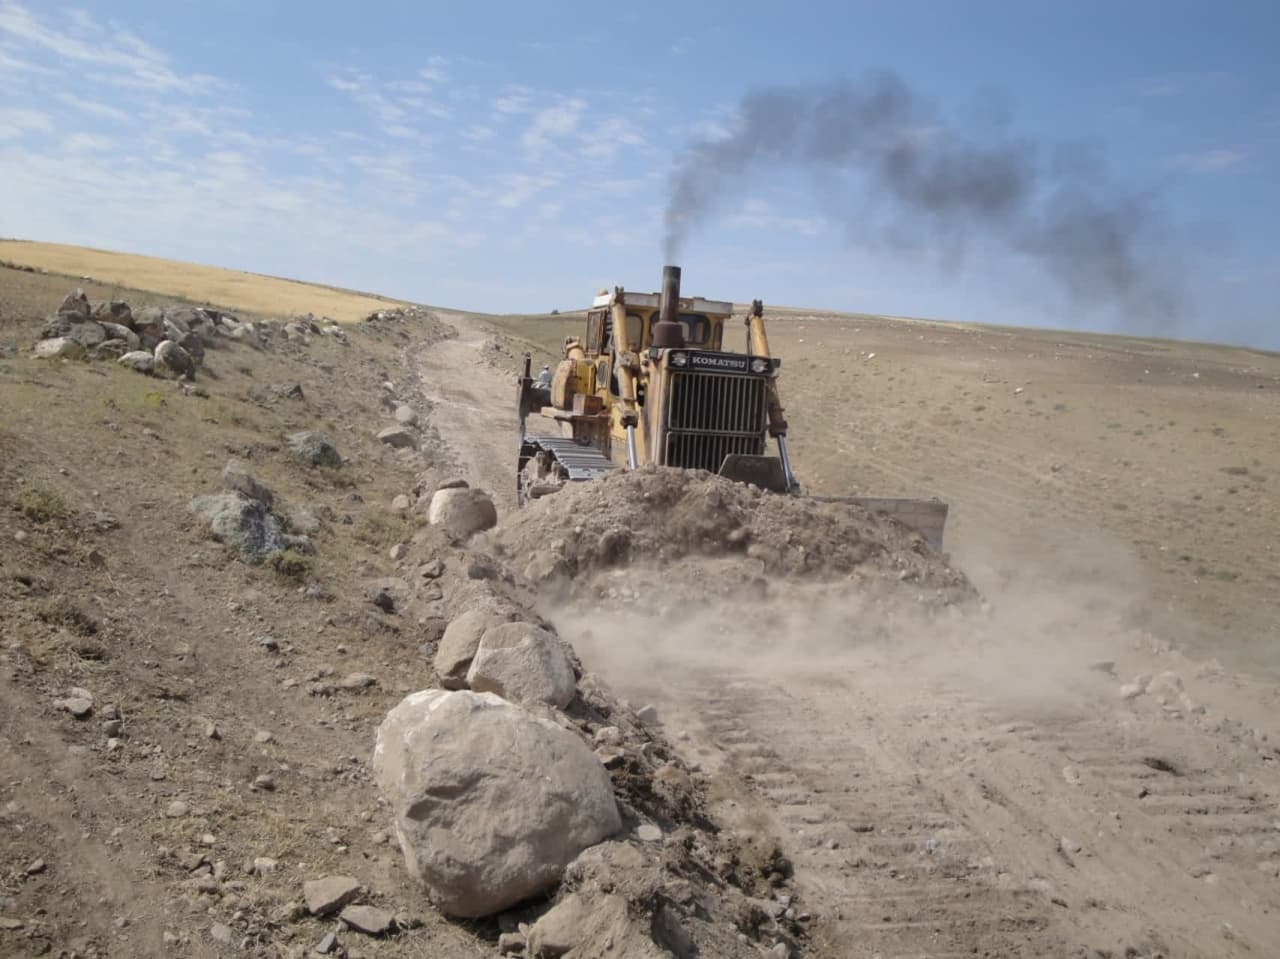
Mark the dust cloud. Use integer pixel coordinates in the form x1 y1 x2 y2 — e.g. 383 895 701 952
664 73 1182 328
550 531 1148 722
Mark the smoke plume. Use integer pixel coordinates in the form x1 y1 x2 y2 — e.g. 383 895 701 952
665 73 1181 324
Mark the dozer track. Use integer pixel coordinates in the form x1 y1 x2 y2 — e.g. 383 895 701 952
516 435 616 504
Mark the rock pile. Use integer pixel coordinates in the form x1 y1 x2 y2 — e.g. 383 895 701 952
190 460 315 565
363 469 806 957
30 289 356 376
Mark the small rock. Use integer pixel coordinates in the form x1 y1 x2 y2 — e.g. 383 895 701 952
286 431 342 468
389 543 407 561
1119 683 1144 700
593 726 623 747
303 875 361 916
636 824 662 842
53 695 93 718
497 931 526 955
25 859 46 876
253 857 278 874
204 721 221 740
376 426 417 449
254 731 274 744
314 931 337 954
636 704 659 725
166 800 189 818
1062 765 1082 785
393 405 418 426
336 673 376 691
221 460 274 506
252 774 276 791
391 494 411 512
339 904 395 936
209 922 234 945
770 942 791 959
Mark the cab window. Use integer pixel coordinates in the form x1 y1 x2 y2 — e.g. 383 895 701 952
678 313 711 347
624 312 645 350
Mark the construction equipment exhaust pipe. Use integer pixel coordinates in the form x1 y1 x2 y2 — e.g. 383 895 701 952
626 425 639 469
652 264 686 349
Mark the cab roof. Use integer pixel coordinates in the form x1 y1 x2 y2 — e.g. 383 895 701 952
591 290 734 315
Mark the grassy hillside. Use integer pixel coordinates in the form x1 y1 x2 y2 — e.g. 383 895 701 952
0 240 409 322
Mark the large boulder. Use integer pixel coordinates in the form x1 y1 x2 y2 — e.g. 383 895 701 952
466 623 576 709
154 340 194 379
286 431 342 468
428 487 497 540
118 350 155 374
190 492 285 563
57 289 91 319
177 331 205 367
34 337 85 360
132 306 166 343
99 322 140 350
93 300 134 329
434 604 521 690
372 690 621 918
67 320 107 348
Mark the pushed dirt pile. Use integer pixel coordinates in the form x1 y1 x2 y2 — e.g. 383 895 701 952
493 466 971 599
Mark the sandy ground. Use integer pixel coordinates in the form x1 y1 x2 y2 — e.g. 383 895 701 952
444 304 1280 959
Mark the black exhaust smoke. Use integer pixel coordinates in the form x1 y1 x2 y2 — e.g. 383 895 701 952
652 264 686 348
663 73 1183 329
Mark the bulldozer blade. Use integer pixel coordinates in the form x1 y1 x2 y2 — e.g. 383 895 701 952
718 454 791 493
810 495 948 551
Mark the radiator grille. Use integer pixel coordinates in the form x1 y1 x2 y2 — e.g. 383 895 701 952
664 371 767 472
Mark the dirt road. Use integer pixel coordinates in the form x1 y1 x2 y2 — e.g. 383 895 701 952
425 311 1280 958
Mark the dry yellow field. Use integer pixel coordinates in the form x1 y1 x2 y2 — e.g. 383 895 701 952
0 239 408 322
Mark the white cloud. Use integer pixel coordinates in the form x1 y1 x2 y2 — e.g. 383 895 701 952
579 115 645 161
493 86 535 115
55 92 129 121
522 97 585 156
328 75 362 93
0 1 221 93
495 173 558 209
0 106 51 139
1173 148 1245 173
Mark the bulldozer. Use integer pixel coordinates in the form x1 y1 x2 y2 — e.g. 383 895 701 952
515 265 948 549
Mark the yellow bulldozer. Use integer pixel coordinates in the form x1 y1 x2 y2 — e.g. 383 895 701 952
516 265 948 549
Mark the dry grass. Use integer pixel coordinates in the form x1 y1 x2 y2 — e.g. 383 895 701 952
0 239 412 322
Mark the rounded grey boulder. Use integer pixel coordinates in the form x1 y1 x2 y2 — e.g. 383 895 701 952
286 431 342 468
372 690 620 918
154 340 194 378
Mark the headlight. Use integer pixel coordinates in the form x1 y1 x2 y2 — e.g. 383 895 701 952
750 357 769 374
669 351 688 367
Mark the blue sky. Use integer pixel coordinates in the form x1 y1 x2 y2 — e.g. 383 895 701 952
1 1 1276 347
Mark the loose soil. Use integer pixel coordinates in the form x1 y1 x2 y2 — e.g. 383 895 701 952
4 251 1280 959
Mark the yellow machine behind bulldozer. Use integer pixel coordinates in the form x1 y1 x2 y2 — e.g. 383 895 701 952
516 265 948 549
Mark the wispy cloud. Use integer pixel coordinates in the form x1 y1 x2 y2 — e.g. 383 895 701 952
0 0 221 93
1173 148 1245 173
0 106 52 139
55 92 129 121
522 97 586 157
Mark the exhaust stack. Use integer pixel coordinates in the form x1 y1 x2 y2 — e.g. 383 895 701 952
651 264 686 349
